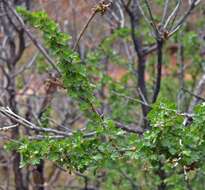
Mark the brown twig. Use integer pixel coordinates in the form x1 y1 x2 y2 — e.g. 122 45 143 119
73 0 111 51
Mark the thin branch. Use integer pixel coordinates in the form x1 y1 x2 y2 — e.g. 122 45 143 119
161 0 169 25
73 11 96 51
0 124 19 131
115 121 144 135
73 0 111 51
111 90 150 107
12 52 38 77
182 88 205 102
168 0 200 37
2 0 61 75
163 0 182 29
188 74 205 112
143 0 159 37
0 106 73 137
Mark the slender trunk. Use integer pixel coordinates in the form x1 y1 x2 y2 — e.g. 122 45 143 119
2 0 27 187
8 63 27 190
32 110 45 190
152 39 163 103
126 0 150 127
33 160 45 190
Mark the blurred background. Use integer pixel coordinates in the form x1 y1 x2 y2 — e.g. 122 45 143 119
0 0 205 189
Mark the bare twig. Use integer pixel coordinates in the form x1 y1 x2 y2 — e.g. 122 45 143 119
183 88 205 102
73 0 111 50
143 0 159 37
0 124 19 131
2 0 61 75
168 0 200 37
164 0 182 29
188 74 205 112
161 0 169 25
114 121 144 135
0 106 73 137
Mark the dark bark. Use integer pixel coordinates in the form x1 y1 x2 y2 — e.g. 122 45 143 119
8 56 27 190
123 0 150 127
32 109 45 190
152 39 163 103
32 160 45 190
1 1 27 189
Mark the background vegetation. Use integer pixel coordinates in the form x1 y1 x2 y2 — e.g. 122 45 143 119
0 0 205 189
